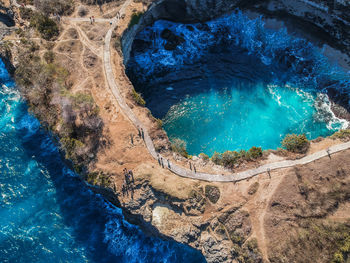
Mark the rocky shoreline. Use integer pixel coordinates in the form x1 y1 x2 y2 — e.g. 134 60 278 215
1 0 350 262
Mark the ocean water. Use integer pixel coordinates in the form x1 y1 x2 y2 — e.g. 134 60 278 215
127 11 350 156
0 60 205 262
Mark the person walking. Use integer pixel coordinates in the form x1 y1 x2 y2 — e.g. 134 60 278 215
189 162 192 171
89 17 92 24
193 164 196 173
141 128 144 140
160 157 164 168
167 159 170 169
138 127 141 138
128 170 134 183
130 134 134 145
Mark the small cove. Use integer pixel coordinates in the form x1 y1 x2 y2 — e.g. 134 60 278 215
126 11 350 156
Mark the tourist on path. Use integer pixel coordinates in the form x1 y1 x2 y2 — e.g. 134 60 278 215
138 127 141 138
130 134 134 145
141 128 144 140
128 170 134 183
194 164 196 173
167 159 170 169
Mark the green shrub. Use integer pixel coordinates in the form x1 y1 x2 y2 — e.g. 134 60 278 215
128 12 143 28
60 137 84 162
171 138 188 158
248 146 263 159
211 151 222 165
222 150 240 168
282 133 309 153
30 12 59 40
155 118 163 128
333 252 344 263
19 7 34 20
331 129 350 141
43 50 55 63
131 89 146 106
199 152 209 162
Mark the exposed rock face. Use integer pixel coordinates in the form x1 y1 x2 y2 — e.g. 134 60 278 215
122 0 350 64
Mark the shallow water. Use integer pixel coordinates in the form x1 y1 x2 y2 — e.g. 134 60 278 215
0 60 205 262
127 11 350 156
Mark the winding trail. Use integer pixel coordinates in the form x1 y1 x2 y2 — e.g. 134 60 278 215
100 0 350 182
18 0 348 182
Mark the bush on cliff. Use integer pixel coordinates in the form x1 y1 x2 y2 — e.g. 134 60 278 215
211 146 263 168
34 0 74 15
331 129 350 141
171 138 188 158
15 40 104 172
282 133 309 153
131 88 146 106
128 12 143 28
30 12 59 40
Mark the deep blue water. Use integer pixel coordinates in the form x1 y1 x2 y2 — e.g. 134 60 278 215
0 60 205 262
127 11 350 156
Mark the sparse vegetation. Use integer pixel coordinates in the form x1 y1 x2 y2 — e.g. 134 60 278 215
86 171 111 187
270 220 350 263
155 118 163 128
331 129 350 141
78 6 88 17
282 133 309 153
15 39 103 173
211 147 263 168
199 152 209 162
171 138 188 158
43 50 55 63
30 12 59 40
34 0 74 15
131 88 146 106
19 7 34 20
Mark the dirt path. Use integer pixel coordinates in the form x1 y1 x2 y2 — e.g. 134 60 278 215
17 0 350 183
99 1 350 183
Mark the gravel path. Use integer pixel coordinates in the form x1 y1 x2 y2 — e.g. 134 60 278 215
22 0 346 182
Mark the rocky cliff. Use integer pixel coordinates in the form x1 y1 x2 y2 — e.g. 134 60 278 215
122 0 350 64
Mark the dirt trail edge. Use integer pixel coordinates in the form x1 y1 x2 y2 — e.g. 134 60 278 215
100 1 350 182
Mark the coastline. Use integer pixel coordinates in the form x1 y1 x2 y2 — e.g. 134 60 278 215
1 0 350 262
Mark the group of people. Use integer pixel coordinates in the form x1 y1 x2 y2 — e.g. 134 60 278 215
157 154 171 169
189 162 197 173
89 16 95 24
121 168 134 198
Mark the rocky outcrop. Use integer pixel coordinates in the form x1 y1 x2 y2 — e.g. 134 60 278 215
122 0 350 64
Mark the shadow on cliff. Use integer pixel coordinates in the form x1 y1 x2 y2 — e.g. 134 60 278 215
16 112 206 262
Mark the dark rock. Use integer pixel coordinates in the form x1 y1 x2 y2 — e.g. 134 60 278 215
186 25 194 31
196 23 210 31
160 28 172 40
205 185 220 203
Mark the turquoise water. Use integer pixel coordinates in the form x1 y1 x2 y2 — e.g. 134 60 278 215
163 83 342 155
0 60 205 262
127 11 350 156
